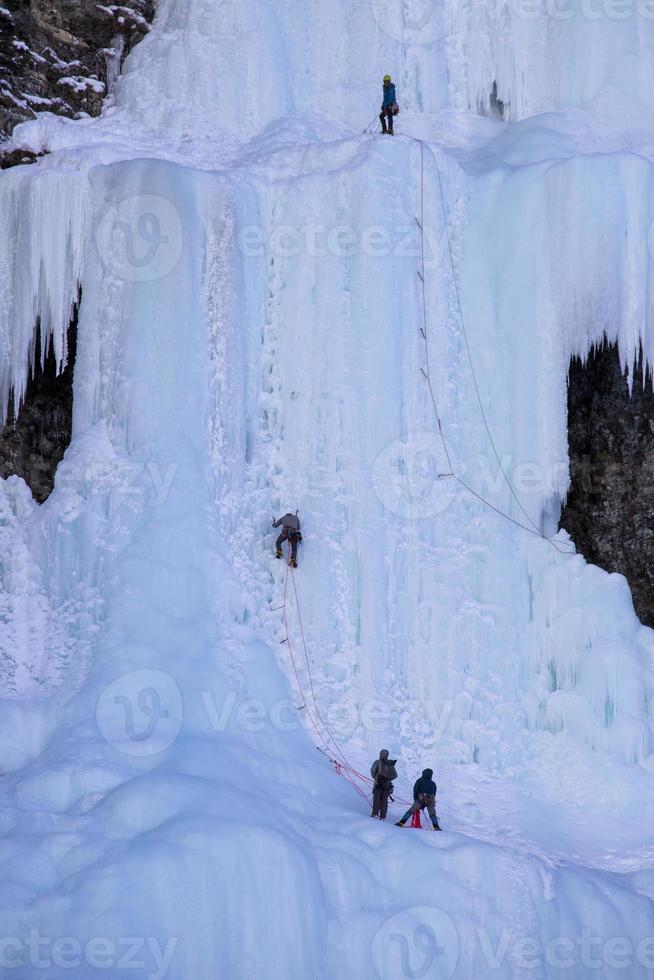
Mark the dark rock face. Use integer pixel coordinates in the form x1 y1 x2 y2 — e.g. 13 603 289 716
0 316 76 503
560 339 654 627
0 3 153 499
0 0 154 138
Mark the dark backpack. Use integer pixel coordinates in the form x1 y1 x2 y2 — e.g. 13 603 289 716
384 760 398 781
376 759 397 790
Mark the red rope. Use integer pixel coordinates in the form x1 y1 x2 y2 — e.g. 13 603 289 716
291 568 356 770
280 564 372 801
278 560 412 808
290 568 412 804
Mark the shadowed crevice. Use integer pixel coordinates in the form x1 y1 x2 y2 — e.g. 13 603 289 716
560 338 654 627
0 314 77 503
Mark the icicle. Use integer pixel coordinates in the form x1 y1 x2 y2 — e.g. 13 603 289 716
0 166 89 419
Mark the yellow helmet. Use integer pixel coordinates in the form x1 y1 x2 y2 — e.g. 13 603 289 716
383 74 391 82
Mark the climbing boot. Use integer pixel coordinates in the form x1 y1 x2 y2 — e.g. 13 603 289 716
432 820 442 831
395 820 406 827
276 549 283 559
290 557 298 568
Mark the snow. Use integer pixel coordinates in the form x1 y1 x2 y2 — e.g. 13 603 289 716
0 0 653 977
97 4 150 29
57 76 106 95
24 94 55 107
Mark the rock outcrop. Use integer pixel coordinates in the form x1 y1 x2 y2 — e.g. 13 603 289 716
560 340 654 627
0 0 154 138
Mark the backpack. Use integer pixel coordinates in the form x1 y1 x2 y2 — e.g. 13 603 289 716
376 759 397 790
384 759 398 781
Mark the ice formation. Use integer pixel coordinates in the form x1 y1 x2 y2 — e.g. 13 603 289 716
0 0 653 977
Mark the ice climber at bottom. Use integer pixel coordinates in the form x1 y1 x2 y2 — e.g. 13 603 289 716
370 749 397 820
395 768 442 830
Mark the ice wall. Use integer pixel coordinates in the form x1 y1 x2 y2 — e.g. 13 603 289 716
0 0 653 977
112 0 654 138
446 0 654 129
0 138 652 980
0 0 652 811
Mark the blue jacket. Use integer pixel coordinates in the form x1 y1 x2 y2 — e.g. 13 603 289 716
382 82 396 108
413 769 437 799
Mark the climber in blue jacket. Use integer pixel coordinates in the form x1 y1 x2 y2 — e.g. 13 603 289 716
395 768 441 830
379 74 397 135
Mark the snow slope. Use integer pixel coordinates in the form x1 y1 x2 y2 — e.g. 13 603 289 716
0 1 654 977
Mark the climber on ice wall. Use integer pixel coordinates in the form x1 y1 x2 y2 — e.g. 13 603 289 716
379 74 398 135
370 749 397 820
395 768 441 830
273 512 302 567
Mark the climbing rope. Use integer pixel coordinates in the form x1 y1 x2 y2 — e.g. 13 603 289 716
277 561 412 809
412 136 574 556
280 563 372 803
363 114 380 135
269 130 575 822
